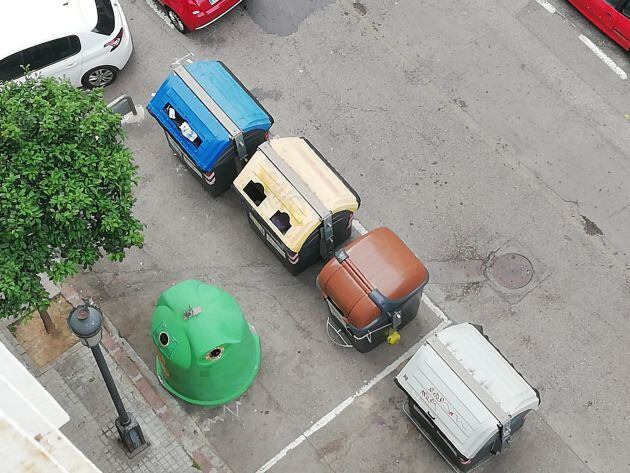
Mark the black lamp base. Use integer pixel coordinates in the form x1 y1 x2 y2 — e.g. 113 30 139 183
116 414 149 458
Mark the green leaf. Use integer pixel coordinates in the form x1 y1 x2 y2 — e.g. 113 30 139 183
0 76 143 319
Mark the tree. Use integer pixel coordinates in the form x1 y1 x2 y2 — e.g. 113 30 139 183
0 76 144 329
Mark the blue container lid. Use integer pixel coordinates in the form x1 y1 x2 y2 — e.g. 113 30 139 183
147 61 273 172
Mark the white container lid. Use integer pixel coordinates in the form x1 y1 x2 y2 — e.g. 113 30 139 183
396 323 539 458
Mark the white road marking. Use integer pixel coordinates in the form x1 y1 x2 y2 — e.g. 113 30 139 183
421 293 449 325
535 0 557 14
256 218 452 472
144 0 174 29
256 317 450 472
351 218 368 235
579 34 628 80
534 0 578 28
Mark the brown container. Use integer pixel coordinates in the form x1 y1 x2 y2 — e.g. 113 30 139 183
317 227 429 352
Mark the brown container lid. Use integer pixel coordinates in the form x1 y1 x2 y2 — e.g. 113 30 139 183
317 227 429 329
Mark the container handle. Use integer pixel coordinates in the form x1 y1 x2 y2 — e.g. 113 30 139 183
326 317 352 348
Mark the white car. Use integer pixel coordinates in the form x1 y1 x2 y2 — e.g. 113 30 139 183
0 0 133 88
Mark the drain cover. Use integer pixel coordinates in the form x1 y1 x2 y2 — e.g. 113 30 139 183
489 253 533 289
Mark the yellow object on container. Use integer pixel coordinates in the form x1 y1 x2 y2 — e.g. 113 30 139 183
233 137 359 252
387 330 401 345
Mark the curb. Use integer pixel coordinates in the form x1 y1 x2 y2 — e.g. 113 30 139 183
59 284 232 473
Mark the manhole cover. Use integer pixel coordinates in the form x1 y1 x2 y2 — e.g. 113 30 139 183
489 253 533 289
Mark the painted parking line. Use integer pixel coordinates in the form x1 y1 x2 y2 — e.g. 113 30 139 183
534 0 626 79
256 314 450 472
579 34 628 80
534 0 577 27
535 0 557 15
255 219 451 472
351 218 368 236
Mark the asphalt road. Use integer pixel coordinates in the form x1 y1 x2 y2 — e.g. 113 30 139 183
73 0 630 472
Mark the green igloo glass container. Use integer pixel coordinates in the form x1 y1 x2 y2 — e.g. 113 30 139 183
151 279 261 406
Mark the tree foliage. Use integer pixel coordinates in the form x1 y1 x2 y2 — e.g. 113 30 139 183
0 76 144 319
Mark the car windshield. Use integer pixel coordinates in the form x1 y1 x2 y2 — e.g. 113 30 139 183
0 51 24 82
93 0 115 35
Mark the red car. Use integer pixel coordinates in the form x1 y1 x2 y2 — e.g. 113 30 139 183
158 0 244 33
567 0 630 50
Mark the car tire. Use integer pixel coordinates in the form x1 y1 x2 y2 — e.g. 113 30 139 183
81 66 118 88
167 9 188 34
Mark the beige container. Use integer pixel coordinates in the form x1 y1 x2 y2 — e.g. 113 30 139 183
233 137 360 275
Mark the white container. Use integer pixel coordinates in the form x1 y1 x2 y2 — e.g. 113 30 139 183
395 323 540 471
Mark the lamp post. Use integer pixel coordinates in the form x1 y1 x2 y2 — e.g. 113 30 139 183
68 305 148 458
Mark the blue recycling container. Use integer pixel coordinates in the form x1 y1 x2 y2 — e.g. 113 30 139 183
147 61 274 196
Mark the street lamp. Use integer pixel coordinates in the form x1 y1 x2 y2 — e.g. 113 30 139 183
68 305 148 458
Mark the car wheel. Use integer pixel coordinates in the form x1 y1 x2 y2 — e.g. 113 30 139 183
81 66 118 88
167 9 188 34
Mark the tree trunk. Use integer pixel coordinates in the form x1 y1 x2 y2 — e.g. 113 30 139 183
39 308 56 334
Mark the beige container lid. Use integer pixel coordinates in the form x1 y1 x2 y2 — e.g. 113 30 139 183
233 137 359 252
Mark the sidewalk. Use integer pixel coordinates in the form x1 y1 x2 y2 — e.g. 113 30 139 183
0 285 231 473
